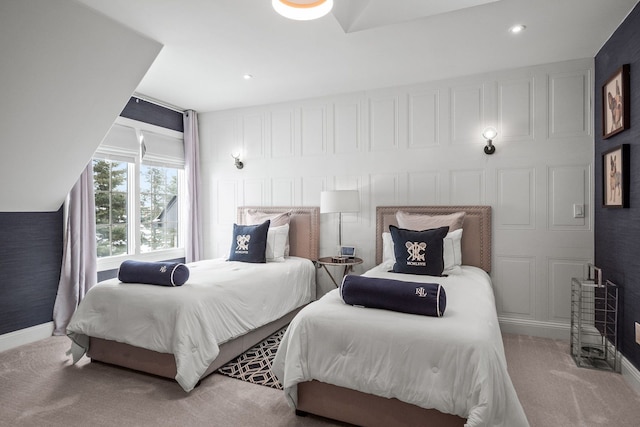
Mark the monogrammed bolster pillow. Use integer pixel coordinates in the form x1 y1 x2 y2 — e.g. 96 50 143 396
340 275 446 317
389 225 449 276
118 260 190 287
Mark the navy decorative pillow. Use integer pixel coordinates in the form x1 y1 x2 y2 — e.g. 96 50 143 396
340 275 446 317
389 225 449 276
118 260 190 287
228 220 270 263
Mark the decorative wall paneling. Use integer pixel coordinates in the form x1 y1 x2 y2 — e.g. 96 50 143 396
199 58 594 338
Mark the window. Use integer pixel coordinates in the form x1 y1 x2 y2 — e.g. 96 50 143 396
94 117 185 270
94 159 129 257
140 164 179 252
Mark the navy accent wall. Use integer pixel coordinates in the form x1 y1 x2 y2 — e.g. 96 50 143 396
0 208 63 335
120 97 184 132
595 3 640 370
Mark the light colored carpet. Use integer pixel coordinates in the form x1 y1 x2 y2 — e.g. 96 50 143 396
1 334 640 426
503 334 640 426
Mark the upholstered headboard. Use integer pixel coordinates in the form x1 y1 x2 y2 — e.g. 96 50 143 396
375 206 492 273
237 206 320 261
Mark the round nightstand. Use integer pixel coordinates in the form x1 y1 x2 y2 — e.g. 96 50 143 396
316 256 363 287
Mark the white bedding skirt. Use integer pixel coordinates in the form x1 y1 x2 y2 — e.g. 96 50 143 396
67 257 316 392
272 263 529 427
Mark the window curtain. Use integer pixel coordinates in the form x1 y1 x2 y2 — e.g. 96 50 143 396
184 110 203 263
52 162 97 335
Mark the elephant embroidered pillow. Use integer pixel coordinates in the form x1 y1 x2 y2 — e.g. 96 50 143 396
228 220 270 263
389 225 449 276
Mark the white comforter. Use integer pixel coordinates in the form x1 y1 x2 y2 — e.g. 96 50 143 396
67 257 315 392
272 264 529 427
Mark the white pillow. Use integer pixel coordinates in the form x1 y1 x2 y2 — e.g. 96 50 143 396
442 228 463 274
382 232 395 264
266 224 289 262
245 210 292 256
382 229 463 274
396 211 465 232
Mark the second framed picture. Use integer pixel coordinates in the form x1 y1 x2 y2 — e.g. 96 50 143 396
602 144 629 208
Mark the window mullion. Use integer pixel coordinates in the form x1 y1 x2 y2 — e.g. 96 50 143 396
129 161 140 255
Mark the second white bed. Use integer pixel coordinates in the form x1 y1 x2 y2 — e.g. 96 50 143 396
272 262 528 426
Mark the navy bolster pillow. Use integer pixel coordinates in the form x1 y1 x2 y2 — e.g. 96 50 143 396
118 260 190 287
340 275 446 317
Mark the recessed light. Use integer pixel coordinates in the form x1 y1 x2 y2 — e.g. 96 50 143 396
243 73 254 80
509 24 526 34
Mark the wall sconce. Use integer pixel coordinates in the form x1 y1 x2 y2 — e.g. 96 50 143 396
231 153 244 169
482 127 497 155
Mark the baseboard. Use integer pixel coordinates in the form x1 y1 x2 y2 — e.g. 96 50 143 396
499 317 570 341
621 355 640 396
0 322 54 353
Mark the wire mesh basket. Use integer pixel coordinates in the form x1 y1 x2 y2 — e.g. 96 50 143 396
570 271 619 372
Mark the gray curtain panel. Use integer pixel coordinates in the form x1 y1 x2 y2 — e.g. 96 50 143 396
52 162 97 335
184 110 203 263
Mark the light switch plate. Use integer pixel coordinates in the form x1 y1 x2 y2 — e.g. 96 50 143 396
636 322 640 345
573 204 585 218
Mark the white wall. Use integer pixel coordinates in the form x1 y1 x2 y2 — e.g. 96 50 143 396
0 0 161 212
199 58 594 339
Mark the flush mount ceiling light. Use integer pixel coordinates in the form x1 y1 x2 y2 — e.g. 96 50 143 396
272 0 334 21
509 24 526 34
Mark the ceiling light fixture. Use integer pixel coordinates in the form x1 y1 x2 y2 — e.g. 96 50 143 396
243 73 254 80
509 24 526 34
272 0 333 21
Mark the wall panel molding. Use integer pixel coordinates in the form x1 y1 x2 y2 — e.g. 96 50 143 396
548 165 590 230
498 77 534 141
300 105 326 157
451 84 484 144
496 167 535 229
495 255 536 318
270 109 295 158
242 113 265 159
334 101 361 154
368 96 399 151
548 257 589 322
548 70 591 139
450 169 485 204
409 90 439 148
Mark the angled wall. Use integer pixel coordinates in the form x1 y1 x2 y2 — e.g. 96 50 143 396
595 3 640 371
0 0 162 212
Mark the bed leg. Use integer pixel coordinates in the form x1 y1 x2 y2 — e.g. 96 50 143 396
295 409 308 417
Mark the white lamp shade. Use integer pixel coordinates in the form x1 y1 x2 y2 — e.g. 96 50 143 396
320 190 360 213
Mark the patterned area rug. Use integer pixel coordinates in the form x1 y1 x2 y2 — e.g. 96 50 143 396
217 327 286 390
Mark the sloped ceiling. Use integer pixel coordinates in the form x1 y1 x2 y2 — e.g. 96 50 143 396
74 0 639 112
0 0 162 212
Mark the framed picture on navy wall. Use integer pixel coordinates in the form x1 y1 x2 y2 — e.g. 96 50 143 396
602 64 630 139
602 144 629 208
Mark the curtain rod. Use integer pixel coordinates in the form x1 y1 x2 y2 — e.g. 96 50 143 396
132 92 187 114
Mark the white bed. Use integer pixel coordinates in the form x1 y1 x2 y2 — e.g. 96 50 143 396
66 206 319 392
272 206 529 427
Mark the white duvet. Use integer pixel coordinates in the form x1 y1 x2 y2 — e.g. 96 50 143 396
67 257 315 392
272 263 529 427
